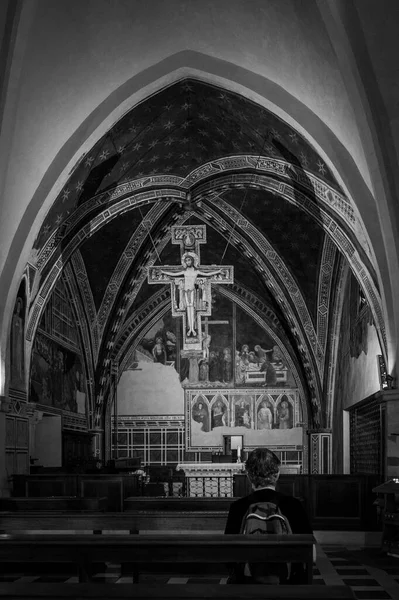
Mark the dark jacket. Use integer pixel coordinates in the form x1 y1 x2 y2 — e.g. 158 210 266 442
225 486 313 583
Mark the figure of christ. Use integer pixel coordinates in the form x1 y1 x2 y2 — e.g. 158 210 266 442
160 252 223 337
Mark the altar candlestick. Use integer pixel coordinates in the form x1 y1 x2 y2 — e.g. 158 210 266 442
237 446 241 461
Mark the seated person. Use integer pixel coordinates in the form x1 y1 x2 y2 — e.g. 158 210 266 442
225 447 315 583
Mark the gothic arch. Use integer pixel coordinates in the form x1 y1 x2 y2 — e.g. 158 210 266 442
2 52 392 394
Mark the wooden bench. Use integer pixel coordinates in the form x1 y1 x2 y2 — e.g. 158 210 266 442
0 582 355 599
0 533 315 583
0 511 227 533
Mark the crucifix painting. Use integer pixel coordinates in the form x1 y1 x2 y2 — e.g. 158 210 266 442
148 225 234 354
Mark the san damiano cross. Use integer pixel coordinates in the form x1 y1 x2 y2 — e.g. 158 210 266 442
148 225 234 353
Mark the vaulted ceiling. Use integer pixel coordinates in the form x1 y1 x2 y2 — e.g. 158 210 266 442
27 78 382 428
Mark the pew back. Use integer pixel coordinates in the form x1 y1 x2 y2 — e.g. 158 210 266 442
0 533 314 583
0 582 355 599
0 511 227 533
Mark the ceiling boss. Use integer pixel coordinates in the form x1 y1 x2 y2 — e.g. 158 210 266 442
148 225 234 353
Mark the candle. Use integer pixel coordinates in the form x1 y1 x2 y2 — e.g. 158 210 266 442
237 446 241 459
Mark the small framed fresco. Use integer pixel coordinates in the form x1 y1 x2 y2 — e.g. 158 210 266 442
185 388 303 451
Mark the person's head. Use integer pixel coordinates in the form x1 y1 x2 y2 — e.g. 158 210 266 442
245 448 281 489
241 344 249 353
184 255 194 267
281 400 288 408
198 402 203 409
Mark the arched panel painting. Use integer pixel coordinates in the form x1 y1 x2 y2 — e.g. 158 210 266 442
186 389 302 451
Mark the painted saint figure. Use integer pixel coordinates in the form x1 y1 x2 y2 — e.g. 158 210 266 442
160 252 223 337
222 347 232 382
211 400 226 428
257 401 273 430
11 297 24 385
192 401 209 432
235 399 250 428
278 399 292 429
152 337 167 364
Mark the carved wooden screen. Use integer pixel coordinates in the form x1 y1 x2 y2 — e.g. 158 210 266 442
349 400 385 476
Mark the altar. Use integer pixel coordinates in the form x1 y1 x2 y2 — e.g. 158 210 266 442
176 462 245 497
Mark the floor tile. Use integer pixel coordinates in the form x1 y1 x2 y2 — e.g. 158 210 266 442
337 568 371 575
2 542 399 598
353 592 392 599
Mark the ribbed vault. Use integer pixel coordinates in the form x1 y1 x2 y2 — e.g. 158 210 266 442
25 78 384 432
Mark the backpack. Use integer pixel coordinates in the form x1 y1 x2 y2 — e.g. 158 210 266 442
240 501 292 584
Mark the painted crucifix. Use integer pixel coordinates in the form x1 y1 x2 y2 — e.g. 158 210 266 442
148 225 233 353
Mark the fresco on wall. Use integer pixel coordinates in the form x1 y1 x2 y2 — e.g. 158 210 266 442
192 398 210 432
233 395 252 428
10 286 26 390
30 332 86 414
182 291 234 387
186 389 302 451
332 271 381 471
276 395 293 429
256 398 274 429
136 313 178 367
236 307 295 387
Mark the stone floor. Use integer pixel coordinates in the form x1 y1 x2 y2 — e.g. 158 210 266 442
1 545 399 599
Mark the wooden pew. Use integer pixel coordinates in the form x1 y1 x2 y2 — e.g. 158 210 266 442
0 582 356 599
0 533 315 584
0 497 107 512
0 511 228 533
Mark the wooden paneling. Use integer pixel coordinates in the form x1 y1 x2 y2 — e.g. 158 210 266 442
5 417 15 447
11 474 142 512
15 453 29 475
16 419 28 448
6 416 29 476
80 478 123 512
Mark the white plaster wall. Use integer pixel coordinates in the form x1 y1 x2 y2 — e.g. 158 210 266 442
344 322 382 409
0 0 369 274
117 362 184 415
